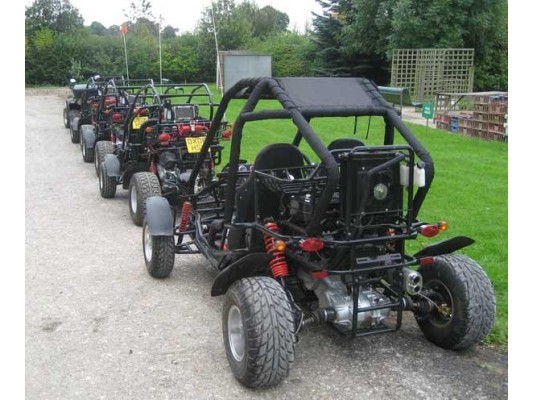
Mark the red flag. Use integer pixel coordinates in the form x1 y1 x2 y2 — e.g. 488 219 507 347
121 23 128 35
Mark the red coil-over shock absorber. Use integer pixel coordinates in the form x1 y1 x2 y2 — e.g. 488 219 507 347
263 222 289 279
179 201 192 232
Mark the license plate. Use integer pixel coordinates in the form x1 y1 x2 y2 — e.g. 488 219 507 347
132 116 148 129
185 137 206 154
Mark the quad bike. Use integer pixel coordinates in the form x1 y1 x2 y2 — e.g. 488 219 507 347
99 83 229 226
142 77 496 387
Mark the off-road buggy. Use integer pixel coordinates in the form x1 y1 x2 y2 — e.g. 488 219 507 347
65 74 124 144
99 82 229 226
142 77 496 387
79 78 155 166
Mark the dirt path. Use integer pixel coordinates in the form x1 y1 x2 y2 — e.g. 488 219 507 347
25 88 507 400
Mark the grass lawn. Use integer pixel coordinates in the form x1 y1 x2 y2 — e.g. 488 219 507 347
207 87 508 348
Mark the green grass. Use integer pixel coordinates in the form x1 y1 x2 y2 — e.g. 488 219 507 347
211 87 508 348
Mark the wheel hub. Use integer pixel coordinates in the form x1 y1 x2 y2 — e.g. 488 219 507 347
143 225 153 262
131 185 138 214
228 305 245 362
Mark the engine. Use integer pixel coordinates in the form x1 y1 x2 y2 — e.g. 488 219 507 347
298 270 392 330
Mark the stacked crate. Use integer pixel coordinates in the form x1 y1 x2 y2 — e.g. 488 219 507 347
434 93 507 141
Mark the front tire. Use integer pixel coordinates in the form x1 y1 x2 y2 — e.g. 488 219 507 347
223 277 295 387
143 221 175 278
129 172 161 226
99 161 117 199
416 254 496 350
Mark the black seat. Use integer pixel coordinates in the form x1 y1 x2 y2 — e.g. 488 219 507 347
227 143 307 250
327 138 365 162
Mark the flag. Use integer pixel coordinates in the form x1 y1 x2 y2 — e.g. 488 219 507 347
121 23 128 35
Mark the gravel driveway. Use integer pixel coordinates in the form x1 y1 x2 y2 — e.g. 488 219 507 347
25 88 508 400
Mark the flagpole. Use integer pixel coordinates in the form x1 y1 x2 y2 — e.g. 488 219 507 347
210 1 221 92
121 24 130 81
158 21 162 84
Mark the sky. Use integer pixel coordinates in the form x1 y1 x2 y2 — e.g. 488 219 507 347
25 0 324 33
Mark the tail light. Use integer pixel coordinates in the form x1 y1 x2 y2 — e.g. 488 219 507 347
300 238 324 252
419 221 448 238
159 133 171 143
112 113 123 123
222 129 232 140
420 224 440 238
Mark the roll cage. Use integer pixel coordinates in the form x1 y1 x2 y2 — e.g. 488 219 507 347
188 77 434 236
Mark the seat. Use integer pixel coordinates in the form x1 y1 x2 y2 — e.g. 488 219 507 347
227 143 307 250
327 138 365 162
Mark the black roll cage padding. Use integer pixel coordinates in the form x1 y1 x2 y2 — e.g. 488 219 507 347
187 77 434 234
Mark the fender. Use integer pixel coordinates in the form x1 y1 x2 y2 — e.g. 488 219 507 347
103 154 121 177
72 115 80 131
145 196 174 236
413 235 475 258
211 253 272 297
81 125 96 149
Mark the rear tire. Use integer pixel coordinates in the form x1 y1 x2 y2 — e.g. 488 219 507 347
223 277 295 387
69 111 80 144
143 221 175 278
81 126 95 163
129 172 161 226
63 108 70 128
81 138 94 163
99 161 117 199
95 141 114 177
416 254 496 350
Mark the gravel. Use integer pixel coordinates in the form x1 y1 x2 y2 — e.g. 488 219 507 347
25 88 508 400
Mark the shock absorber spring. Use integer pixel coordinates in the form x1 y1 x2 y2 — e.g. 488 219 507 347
179 201 192 232
263 222 289 279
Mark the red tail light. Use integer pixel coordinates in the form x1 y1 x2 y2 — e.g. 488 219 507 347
300 238 324 252
419 257 434 266
311 270 328 279
105 97 117 106
159 133 171 143
112 113 123 123
420 224 440 238
222 129 232 140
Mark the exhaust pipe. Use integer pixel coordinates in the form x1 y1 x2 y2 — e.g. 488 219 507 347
403 267 423 295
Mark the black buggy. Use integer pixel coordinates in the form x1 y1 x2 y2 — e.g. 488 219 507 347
142 78 496 387
65 75 126 145
99 82 228 226
80 78 155 166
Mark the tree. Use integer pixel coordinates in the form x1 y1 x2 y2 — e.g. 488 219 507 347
25 0 84 34
88 21 107 35
161 25 178 39
123 0 154 23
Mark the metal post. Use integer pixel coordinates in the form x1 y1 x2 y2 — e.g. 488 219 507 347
159 20 162 85
123 34 129 81
210 1 222 92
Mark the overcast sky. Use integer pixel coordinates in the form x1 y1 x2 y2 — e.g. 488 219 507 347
25 0 324 33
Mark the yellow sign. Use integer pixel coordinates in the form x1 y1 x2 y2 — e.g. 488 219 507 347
132 116 148 129
185 137 206 154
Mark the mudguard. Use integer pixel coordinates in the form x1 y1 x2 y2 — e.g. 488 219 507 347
103 154 121 177
81 126 96 149
413 235 475 258
211 253 272 296
145 196 174 236
71 114 80 131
